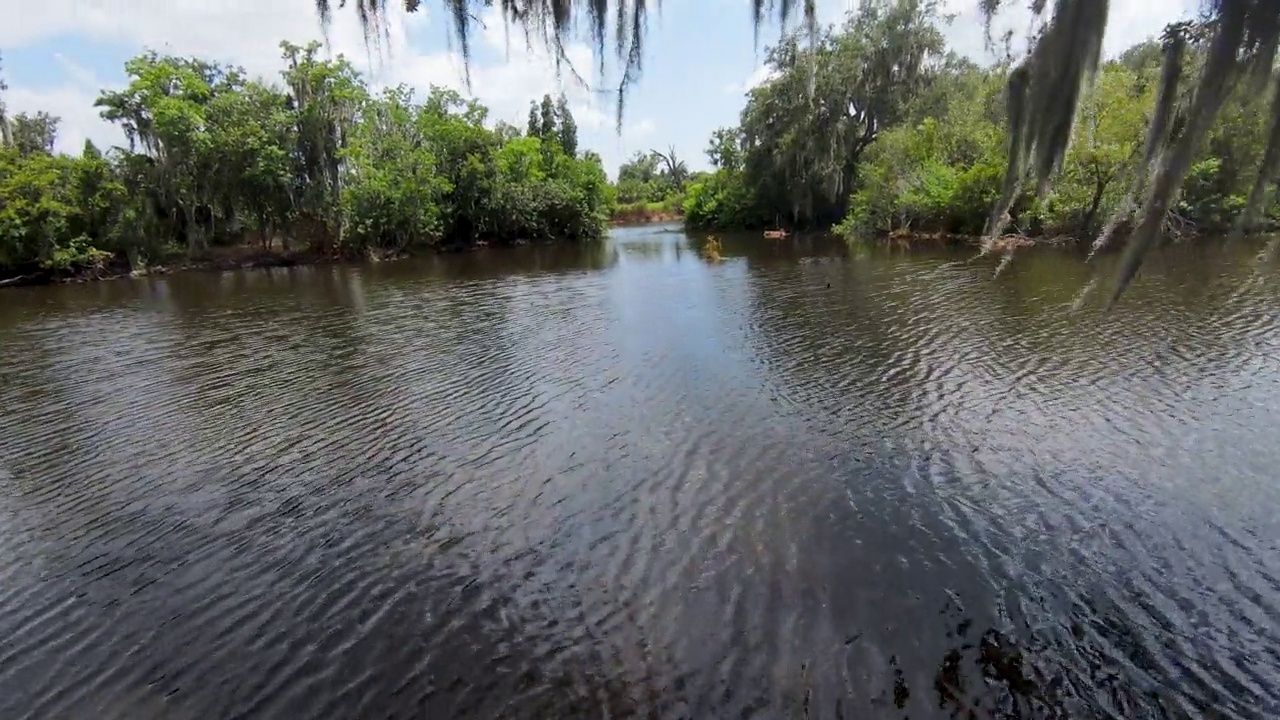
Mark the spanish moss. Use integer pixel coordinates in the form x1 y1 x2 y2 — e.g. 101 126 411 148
1240 73 1280 236
1145 24 1186 166
316 0 818 128
1027 0 1109 197
1107 0 1251 309
982 0 1109 242
984 63 1029 239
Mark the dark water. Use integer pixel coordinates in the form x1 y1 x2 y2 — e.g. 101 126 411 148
1 226 1279 719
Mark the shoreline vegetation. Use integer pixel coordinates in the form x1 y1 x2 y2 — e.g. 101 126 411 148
678 1 1280 253
0 39 708 290
0 43 613 289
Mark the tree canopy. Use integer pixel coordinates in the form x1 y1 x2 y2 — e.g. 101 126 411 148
0 43 609 282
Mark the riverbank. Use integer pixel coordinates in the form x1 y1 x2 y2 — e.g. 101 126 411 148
0 239 571 290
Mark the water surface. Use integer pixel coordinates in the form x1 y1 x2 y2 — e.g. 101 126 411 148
1 227 1278 719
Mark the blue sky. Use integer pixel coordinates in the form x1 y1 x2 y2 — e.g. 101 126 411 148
1 0 1196 177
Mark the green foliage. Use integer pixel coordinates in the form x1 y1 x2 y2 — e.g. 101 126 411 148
740 0 948 227
9 112 59 157
0 53 9 148
705 127 744 172
0 148 75 269
680 127 759 229
526 92 579 157
555 95 578 157
611 146 689 219
0 45 607 280
683 170 761 229
615 151 667 204
340 87 449 253
836 30 1275 242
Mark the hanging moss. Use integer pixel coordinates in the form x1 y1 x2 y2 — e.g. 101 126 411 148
316 0 816 129
1108 0 1252 308
975 0 1280 305
1239 74 1280 235
985 63 1030 239
1145 25 1186 167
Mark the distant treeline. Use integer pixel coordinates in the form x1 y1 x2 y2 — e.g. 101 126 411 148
607 146 692 224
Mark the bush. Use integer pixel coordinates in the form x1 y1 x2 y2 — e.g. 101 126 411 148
683 170 760 229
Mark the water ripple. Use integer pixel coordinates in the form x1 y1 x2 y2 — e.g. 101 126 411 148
0 234 1278 718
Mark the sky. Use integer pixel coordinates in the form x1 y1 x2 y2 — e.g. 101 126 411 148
1 0 1200 178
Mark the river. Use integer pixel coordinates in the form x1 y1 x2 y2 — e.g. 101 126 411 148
1 225 1278 719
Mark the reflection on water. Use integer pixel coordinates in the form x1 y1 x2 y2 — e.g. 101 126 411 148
1 224 1278 719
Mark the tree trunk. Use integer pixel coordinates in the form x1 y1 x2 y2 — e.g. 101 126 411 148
1082 175 1109 235
184 205 199 255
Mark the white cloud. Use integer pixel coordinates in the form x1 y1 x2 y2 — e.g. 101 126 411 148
722 63 778 95
626 118 656 137
1 0 383 79
5 54 123 154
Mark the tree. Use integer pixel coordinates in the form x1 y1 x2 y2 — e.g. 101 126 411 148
279 41 367 251
555 94 578 157
0 54 10 148
539 94 556 142
527 101 542 139
706 127 743 171
9 112 59 157
615 150 666 204
739 0 947 227
95 52 225 252
649 146 687 190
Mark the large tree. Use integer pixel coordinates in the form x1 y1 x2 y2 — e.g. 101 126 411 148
739 0 946 226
